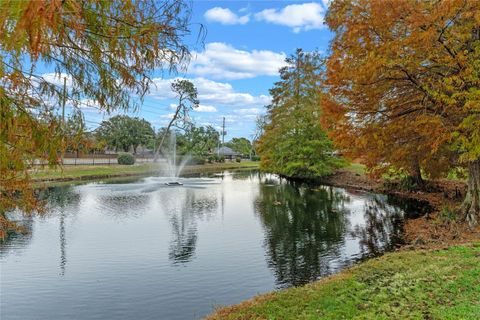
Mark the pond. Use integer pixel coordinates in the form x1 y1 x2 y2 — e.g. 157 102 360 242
0 170 426 320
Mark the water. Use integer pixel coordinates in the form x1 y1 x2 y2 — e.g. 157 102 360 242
0 170 428 320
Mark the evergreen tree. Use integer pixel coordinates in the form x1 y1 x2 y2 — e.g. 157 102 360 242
258 49 344 178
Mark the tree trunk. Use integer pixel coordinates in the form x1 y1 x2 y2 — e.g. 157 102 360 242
154 105 181 161
408 159 424 189
462 159 480 226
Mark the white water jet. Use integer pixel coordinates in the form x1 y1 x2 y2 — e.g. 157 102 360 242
162 131 191 184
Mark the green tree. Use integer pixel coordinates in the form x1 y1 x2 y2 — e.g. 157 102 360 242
96 115 154 153
178 125 220 156
257 49 344 178
225 137 252 157
64 109 92 157
1 0 194 219
155 79 199 158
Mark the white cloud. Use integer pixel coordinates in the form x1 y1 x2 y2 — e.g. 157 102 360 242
233 108 263 115
190 42 286 80
204 7 249 25
41 72 73 87
160 113 175 119
255 2 326 33
149 77 271 109
195 104 217 113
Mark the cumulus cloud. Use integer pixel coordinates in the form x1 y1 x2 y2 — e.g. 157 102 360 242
255 2 326 33
149 77 271 109
189 42 286 80
195 104 217 113
204 7 249 25
233 108 263 115
160 113 175 119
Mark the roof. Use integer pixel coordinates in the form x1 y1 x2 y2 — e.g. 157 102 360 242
215 146 239 156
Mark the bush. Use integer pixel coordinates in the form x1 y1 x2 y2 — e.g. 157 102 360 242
188 156 205 165
117 153 135 165
235 156 242 163
251 155 260 161
207 155 215 163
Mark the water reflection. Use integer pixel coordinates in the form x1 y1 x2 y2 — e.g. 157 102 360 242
352 196 404 258
255 182 350 287
254 178 420 288
98 194 149 219
157 188 218 265
0 216 33 258
1 171 432 320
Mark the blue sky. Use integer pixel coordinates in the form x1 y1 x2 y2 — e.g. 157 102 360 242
61 1 334 141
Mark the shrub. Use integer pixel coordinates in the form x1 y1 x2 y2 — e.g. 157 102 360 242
235 156 242 163
207 155 215 163
117 153 135 165
251 155 260 161
188 156 205 165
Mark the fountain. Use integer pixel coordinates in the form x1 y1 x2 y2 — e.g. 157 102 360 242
163 131 190 186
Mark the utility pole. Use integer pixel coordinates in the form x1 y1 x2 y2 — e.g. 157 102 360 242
62 77 67 124
222 116 225 146
61 77 67 166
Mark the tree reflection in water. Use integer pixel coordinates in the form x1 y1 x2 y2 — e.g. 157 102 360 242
352 195 404 258
255 177 424 289
159 189 218 265
0 185 81 274
255 181 351 288
0 216 33 258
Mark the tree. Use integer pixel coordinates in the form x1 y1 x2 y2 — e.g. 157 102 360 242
96 115 154 153
178 125 220 156
257 49 345 178
225 138 252 157
324 0 480 225
155 79 199 158
1 0 194 218
0 0 195 217
64 109 93 157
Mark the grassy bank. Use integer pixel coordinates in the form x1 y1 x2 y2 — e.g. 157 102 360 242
207 244 480 320
31 161 259 183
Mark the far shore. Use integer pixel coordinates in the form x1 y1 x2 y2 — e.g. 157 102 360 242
31 161 260 184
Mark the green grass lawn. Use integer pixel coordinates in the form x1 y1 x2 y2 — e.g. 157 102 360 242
207 244 480 320
31 161 259 181
344 162 367 175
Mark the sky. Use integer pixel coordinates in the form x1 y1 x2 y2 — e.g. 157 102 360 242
58 1 334 141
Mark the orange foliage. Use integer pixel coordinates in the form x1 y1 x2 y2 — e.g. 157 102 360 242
324 0 480 222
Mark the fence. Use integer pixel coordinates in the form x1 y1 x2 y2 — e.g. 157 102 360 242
32 153 158 166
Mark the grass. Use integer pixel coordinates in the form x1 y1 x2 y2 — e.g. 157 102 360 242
206 244 480 320
344 162 366 175
31 161 259 182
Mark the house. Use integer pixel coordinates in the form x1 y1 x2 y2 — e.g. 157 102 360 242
214 146 240 160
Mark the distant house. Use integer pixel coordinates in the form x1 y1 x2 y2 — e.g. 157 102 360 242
214 146 240 160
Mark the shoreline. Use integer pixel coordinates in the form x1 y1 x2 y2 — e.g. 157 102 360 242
34 163 479 246
22 163 480 319
31 162 260 185
320 169 479 247
206 169 480 319
206 243 480 319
